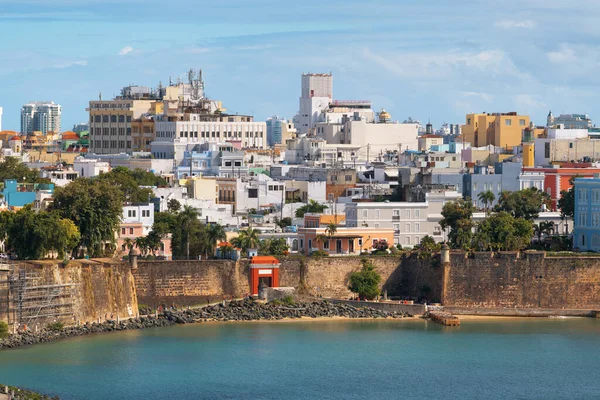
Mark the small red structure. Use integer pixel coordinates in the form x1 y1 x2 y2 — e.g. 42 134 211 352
249 256 280 296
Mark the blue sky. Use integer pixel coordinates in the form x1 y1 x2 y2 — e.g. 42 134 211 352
1 0 600 131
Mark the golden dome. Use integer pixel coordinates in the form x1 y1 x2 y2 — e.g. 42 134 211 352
379 109 391 123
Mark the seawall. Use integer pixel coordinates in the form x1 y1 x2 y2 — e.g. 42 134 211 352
443 251 600 310
0 259 137 328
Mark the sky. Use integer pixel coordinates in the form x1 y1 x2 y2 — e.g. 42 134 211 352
1 0 600 131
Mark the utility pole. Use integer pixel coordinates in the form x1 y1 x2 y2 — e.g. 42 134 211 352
367 144 370 163
398 143 402 166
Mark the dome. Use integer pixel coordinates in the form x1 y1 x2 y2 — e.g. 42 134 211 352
10 136 21 141
379 109 391 123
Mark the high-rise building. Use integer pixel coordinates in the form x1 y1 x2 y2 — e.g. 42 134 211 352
547 111 592 129
266 116 286 146
461 112 530 149
294 73 333 135
20 101 62 134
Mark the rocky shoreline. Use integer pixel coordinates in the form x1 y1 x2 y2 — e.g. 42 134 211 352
0 300 409 350
0 384 59 400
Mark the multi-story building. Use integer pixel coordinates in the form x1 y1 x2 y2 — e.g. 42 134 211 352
572 175 600 251
547 111 592 129
294 73 333 135
175 143 248 179
277 166 357 200
21 102 62 134
73 157 111 177
461 112 530 149
117 203 171 259
152 112 267 161
345 190 460 247
534 127 598 166
266 116 286 146
0 179 55 208
313 109 419 160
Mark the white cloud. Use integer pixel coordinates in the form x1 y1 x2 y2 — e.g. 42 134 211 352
513 94 546 110
361 48 528 82
185 47 210 54
495 20 536 29
460 91 494 103
547 44 575 64
118 46 133 56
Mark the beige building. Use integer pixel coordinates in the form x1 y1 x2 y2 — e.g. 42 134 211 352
345 190 460 247
186 175 218 202
88 98 157 154
461 112 530 149
418 134 445 152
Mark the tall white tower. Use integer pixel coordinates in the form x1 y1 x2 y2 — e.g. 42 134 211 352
294 73 333 135
0 106 3 131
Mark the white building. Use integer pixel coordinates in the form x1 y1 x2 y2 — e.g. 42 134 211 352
294 73 333 135
314 111 419 161
345 190 460 247
0 106 3 131
122 203 155 236
21 101 61 134
73 156 110 177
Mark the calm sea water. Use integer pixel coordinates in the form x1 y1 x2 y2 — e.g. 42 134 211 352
0 318 599 400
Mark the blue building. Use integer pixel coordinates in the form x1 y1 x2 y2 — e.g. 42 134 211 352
0 179 55 207
573 176 600 251
266 116 286 146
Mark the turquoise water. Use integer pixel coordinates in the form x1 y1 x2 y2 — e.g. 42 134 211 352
0 318 599 399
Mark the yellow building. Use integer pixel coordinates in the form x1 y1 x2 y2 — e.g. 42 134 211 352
186 175 218 202
461 112 530 149
131 116 155 152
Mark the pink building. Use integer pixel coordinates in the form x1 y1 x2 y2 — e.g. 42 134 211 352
116 203 172 259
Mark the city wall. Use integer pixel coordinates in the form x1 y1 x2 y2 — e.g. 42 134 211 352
442 251 600 310
0 259 138 327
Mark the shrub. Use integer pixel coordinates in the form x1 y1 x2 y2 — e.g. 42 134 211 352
0 321 9 339
282 295 295 306
310 250 329 257
46 321 64 332
348 259 382 300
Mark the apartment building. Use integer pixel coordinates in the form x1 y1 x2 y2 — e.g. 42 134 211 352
21 101 62 134
573 176 600 251
461 112 530 149
345 190 460 247
117 203 172 259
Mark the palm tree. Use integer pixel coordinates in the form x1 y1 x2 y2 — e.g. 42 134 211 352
315 233 329 251
478 190 496 215
134 237 148 256
325 222 337 239
179 206 199 260
236 227 261 253
123 238 134 254
534 221 554 243
206 223 227 258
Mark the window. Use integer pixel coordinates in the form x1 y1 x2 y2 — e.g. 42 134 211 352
323 240 329 250
406 237 411 245
128 210 136 218
374 223 380 228
505 119 512 126
519 119 526 126
545 142 550 158
415 223 420 232
102 115 109 123
111 115 117 123
362 210 368 218
345 175 353 182
405 223 410 232
129 228 134 235
121 228 126 235
94 115 101 123
393 224 400 233
358 238 363 247
415 236 420 244
415 210 420 218
248 188 258 198
569 142 574 149
406 210 411 219
119 115 125 123
308 239 312 249
393 209 399 217
375 210 380 219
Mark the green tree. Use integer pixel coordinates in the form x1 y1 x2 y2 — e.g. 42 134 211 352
495 188 550 221
440 198 475 249
167 199 181 213
206 223 227 258
50 178 123 257
478 190 496 215
325 222 337 239
533 221 554 243
232 227 261 253
134 237 148 256
275 217 292 229
295 200 328 218
0 157 49 183
152 211 177 236
178 206 200 260
123 238 134 252
348 259 382 300
474 211 533 251
129 168 168 187
96 166 153 203
5 207 80 259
